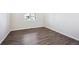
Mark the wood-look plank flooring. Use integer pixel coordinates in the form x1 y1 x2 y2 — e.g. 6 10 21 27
1 27 79 45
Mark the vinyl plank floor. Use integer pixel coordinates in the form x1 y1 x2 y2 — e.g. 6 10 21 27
1 27 79 45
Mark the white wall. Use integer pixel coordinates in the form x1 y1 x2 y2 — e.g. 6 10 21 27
0 13 10 44
11 13 44 31
45 13 79 41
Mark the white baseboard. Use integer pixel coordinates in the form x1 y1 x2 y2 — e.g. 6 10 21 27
0 31 11 44
45 26 79 41
11 26 44 31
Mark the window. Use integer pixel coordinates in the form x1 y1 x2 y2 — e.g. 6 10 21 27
24 13 36 21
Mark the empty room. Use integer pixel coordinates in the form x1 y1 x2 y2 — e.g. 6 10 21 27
0 13 79 45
